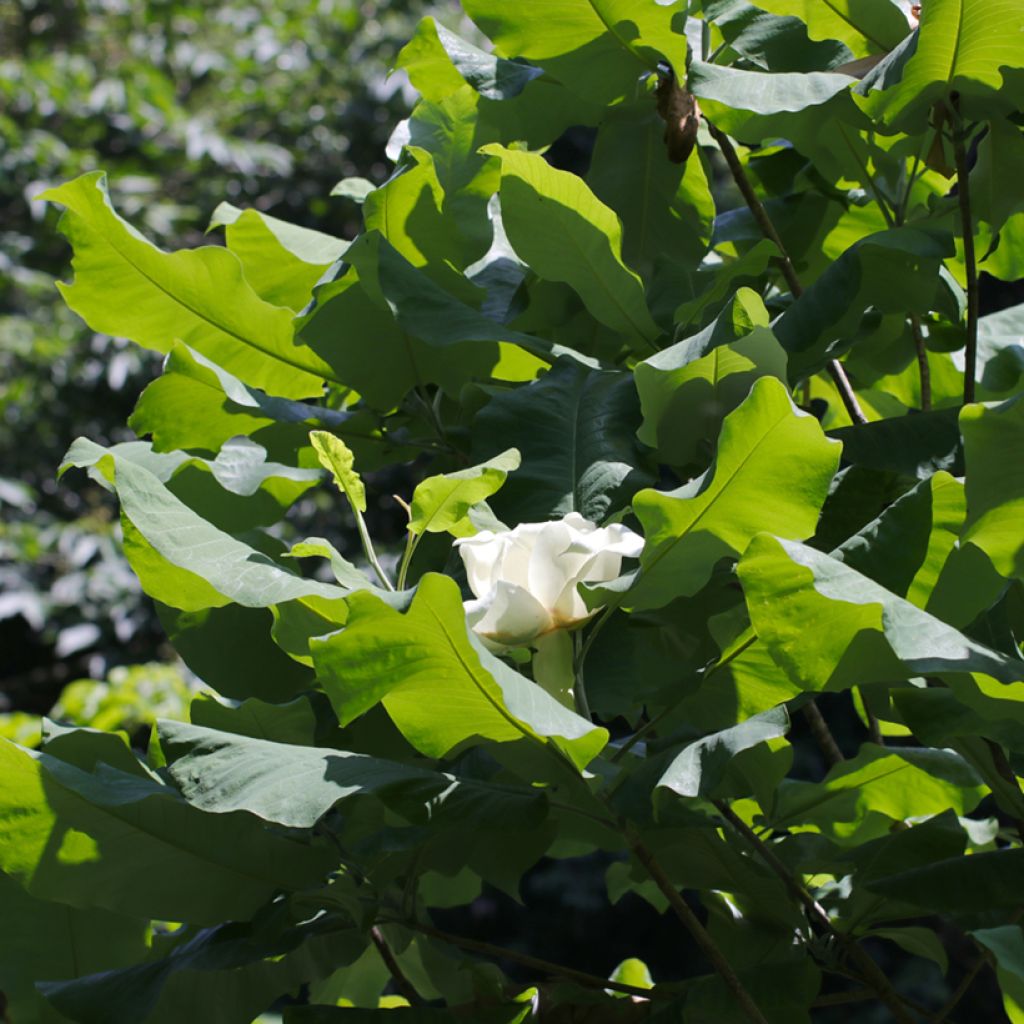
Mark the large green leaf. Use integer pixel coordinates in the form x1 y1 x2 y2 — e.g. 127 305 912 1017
738 535 1024 692
866 848 1024 912
0 871 147 1024
0 739 332 924
961 394 1024 580
397 16 543 102
471 358 652 523
40 173 330 399
363 147 477 281
701 0 854 72
688 61 856 115
40 911 363 1024
828 407 963 479
771 743 986 842
311 573 607 771
749 0 910 56
482 145 662 349
160 721 546 830
832 471 1003 626
461 0 687 105
625 377 840 610
657 706 790 799
635 290 788 467
858 0 1024 131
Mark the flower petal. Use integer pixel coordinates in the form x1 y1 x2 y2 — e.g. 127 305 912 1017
466 580 554 646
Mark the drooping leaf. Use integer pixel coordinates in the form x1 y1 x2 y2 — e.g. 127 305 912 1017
701 0 855 72
160 721 547 830
409 449 521 537
828 406 963 479
482 145 663 350
635 290 788 467
974 926 1024 1024
657 706 790 799
626 377 841 610
472 358 653 524
40 173 330 399
0 739 332 924
832 470 1004 626
159 602 317 703
60 439 346 612
866 848 1024 912
311 573 607 772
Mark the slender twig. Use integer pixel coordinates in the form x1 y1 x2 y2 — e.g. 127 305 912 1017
371 926 424 1005
932 909 1024 1023
910 314 932 411
624 829 771 1024
704 119 869 427
931 950 990 1024
713 801 921 1024
949 112 978 405
354 505 395 591
802 699 845 767
812 988 876 1008
396 919 666 1000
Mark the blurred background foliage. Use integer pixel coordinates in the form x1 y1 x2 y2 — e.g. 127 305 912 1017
0 0 454 729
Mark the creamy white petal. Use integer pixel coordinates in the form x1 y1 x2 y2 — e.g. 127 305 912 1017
469 580 554 646
455 529 507 598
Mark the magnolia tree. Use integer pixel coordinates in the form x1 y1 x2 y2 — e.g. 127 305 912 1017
6 0 1024 1021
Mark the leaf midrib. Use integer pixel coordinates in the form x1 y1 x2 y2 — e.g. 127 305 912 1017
640 405 792 582
71 200 332 386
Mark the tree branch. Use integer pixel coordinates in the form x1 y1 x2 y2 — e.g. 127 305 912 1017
910 314 932 411
713 800 921 1024
625 829 772 1024
396 919 666 1001
371 925 425 1005
704 119 869 427
802 699 845 766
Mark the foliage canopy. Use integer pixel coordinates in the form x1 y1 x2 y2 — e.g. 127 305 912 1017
7 0 1024 1021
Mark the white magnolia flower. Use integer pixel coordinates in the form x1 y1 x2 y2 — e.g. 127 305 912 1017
454 512 644 704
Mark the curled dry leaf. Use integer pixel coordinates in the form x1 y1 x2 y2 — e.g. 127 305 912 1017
655 71 701 165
